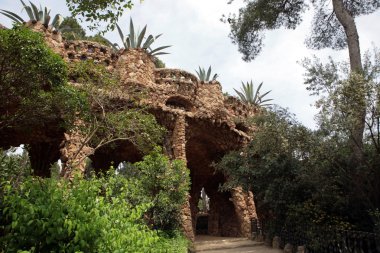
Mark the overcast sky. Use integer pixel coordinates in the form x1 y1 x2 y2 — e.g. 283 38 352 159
1 0 379 129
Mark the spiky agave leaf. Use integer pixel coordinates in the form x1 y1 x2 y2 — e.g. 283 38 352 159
0 10 25 23
101 37 120 51
21 3 35 21
29 1 40 20
129 18 135 48
150 45 171 56
196 67 205 81
196 66 218 82
206 66 212 81
142 34 154 49
51 14 63 29
233 88 248 103
2 1 62 29
234 80 272 106
116 23 126 48
136 25 147 48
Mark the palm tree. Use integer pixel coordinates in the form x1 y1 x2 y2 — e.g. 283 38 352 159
234 80 273 107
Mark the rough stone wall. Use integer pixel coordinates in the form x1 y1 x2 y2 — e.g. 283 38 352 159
63 40 119 68
117 48 156 85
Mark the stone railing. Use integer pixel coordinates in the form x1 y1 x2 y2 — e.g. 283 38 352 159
224 96 257 119
154 69 199 98
155 68 199 84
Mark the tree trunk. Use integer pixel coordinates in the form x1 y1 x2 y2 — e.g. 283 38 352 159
332 0 365 163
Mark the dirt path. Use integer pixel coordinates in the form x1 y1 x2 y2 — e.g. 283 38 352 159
193 236 282 253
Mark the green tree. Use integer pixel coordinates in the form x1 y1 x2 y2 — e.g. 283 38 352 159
66 0 140 32
0 147 31 191
216 107 315 228
217 49 380 234
59 16 86 40
301 49 380 225
0 26 86 133
226 0 380 160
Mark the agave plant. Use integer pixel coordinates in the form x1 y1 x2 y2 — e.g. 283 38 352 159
195 66 218 82
116 18 171 56
0 0 63 30
234 80 273 107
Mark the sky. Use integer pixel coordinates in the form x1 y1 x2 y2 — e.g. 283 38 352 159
1 0 379 129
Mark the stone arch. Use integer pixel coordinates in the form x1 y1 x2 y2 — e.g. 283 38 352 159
185 119 248 237
165 96 194 112
89 140 143 173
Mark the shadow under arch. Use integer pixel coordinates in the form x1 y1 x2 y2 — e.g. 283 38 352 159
185 118 245 237
89 140 143 174
165 96 194 112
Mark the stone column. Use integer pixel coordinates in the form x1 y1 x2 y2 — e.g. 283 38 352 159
60 125 94 179
172 114 195 241
231 187 255 237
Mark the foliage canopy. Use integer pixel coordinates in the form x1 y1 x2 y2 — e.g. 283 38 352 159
66 0 138 32
226 0 380 61
0 27 86 132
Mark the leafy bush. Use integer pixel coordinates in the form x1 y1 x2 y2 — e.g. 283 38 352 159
0 170 188 252
0 148 31 193
68 60 119 88
120 147 190 231
0 147 190 252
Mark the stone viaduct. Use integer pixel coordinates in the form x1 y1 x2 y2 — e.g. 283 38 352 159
0 22 258 241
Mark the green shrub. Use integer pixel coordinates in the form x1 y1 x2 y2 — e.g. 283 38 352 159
0 171 188 252
120 147 190 231
0 148 190 252
68 60 118 88
0 148 31 193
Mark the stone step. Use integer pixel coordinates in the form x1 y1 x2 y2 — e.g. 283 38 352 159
194 237 264 252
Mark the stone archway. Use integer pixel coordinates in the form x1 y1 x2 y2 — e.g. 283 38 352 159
89 140 143 173
185 118 254 239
